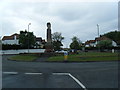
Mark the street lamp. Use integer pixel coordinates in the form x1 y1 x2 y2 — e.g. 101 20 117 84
28 23 31 53
97 24 100 52
97 24 100 37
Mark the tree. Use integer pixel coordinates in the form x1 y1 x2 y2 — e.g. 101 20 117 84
52 32 64 51
103 30 120 45
97 40 112 51
19 30 36 48
70 36 81 51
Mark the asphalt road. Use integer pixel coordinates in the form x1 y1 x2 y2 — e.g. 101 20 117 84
2 55 119 89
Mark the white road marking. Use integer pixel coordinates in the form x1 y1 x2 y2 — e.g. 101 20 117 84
3 72 18 74
68 73 87 90
3 72 42 75
3 72 86 89
52 73 69 75
25 73 42 75
52 72 87 90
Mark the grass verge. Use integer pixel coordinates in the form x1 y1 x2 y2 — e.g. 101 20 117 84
48 52 118 62
8 54 39 61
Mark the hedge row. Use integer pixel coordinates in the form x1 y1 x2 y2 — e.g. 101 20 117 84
85 46 120 50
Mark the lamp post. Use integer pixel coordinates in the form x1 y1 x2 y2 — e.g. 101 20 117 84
97 24 99 37
97 24 100 52
28 23 31 53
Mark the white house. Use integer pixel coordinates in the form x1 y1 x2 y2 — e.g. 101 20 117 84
112 41 117 47
95 36 117 47
85 36 117 47
2 33 46 48
85 40 96 47
2 33 19 45
35 37 45 48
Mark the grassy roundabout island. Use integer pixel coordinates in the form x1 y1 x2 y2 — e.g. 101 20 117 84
8 54 39 62
47 52 118 62
8 52 118 62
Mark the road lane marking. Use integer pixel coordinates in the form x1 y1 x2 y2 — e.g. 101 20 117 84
3 72 18 74
25 73 42 75
52 72 87 90
68 73 87 90
3 72 43 75
52 73 69 75
3 72 86 89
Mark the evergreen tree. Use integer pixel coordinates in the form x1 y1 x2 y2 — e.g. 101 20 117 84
19 30 36 48
70 36 81 50
103 30 120 45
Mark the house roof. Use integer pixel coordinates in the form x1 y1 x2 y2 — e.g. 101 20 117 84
2 33 44 42
2 33 19 40
95 36 111 41
36 37 42 42
42 39 46 43
2 33 46 44
85 40 96 45
85 36 112 45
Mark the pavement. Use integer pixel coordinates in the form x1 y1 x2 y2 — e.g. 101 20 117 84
2 55 119 89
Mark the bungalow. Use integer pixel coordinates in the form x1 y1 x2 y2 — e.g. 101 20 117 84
2 33 19 45
85 36 117 47
85 40 96 47
36 37 42 45
35 37 46 48
95 36 117 47
2 33 46 48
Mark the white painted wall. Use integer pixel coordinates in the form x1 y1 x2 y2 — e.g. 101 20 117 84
112 41 117 47
36 41 42 45
85 40 117 47
0 49 45 55
90 43 96 47
2 39 19 45
85 45 89 47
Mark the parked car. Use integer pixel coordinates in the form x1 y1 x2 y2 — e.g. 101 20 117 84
55 50 67 53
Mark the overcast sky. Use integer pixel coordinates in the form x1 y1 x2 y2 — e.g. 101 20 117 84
0 0 118 48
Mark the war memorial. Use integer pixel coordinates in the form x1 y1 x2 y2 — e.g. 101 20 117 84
45 22 53 52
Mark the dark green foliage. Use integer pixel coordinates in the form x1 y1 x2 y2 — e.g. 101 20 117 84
52 32 64 42
70 36 81 50
53 41 63 51
97 40 112 50
19 30 36 48
52 32 64 51
103 30 120 45
70 40 80 50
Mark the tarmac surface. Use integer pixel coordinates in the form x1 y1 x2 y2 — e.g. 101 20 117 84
2 55 119 89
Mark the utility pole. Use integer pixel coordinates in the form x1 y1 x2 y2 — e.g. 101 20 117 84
28 23 31 53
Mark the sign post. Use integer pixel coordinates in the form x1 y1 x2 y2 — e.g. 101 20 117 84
64 51 68 61
112 49 115 53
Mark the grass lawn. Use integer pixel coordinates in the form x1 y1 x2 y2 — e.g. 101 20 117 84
8 54 39 61
48 52 118 62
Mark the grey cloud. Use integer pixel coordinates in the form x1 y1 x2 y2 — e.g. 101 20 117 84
44 2 117 23
2 21 17 36
1 1 118 47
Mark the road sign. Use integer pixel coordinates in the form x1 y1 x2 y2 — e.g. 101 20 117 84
64 51 68 61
